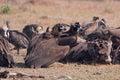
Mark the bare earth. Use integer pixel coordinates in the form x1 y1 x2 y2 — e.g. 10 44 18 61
0 0 120 80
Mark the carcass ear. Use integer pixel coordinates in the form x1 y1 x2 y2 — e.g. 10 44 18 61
46 27 50 32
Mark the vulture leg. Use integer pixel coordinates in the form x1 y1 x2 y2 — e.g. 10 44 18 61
16 48 20 55
8 55 15 68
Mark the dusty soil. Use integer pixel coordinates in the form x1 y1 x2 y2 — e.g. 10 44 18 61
1 51 120 80
1 49 120 80
0 0 120 80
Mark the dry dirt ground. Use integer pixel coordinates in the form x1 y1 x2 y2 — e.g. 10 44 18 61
0 0 120 80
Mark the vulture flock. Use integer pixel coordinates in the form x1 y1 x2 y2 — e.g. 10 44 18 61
0 16 120 68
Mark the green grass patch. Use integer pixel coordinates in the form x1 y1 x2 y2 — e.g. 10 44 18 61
0 5 11 14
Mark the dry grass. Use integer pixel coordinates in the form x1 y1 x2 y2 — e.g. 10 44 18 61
0 0 120 80
1 0 120 29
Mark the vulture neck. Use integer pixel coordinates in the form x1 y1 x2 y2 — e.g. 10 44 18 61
6 21 10 30
68 28 78 36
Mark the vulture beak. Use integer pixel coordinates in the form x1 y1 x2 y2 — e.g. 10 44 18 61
31 27 35 33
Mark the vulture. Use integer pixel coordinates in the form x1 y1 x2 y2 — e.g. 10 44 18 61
23 24 44 40
0 35 14 67
79 16 99 38
3 21 30 54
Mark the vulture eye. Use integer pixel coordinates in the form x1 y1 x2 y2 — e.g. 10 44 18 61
60 26 65 30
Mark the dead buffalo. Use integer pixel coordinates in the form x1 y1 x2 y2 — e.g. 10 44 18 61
66 29 113 64
67 39 112 65
97 29 120 64
87 39 112 64
86 30 112 64
65 42 90 63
